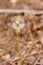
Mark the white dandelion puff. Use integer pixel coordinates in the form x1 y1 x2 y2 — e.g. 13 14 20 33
11 16 25 31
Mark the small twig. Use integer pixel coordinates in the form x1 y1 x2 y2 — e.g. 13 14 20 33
0 9 43 14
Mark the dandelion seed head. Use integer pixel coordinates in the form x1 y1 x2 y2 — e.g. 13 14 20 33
12 16 25 31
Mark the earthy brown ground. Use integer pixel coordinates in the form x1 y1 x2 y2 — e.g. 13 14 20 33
0 13 43 65
0 0 43 10
0 0 43 65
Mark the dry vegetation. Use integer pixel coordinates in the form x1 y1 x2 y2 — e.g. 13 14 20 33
0 0 43 65
0 13 43 65
0 0 43 10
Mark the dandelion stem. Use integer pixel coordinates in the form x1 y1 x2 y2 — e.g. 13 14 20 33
16 30 22 65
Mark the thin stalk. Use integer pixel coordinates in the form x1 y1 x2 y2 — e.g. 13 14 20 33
16 30 22 65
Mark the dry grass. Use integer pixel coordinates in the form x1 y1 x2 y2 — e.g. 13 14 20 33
0 0 43 10
0 13 43 65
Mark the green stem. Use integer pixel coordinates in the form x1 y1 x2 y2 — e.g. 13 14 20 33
16 30 22 65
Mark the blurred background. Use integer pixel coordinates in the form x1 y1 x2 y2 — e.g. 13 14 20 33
0 0 43 10
0 0 43 65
